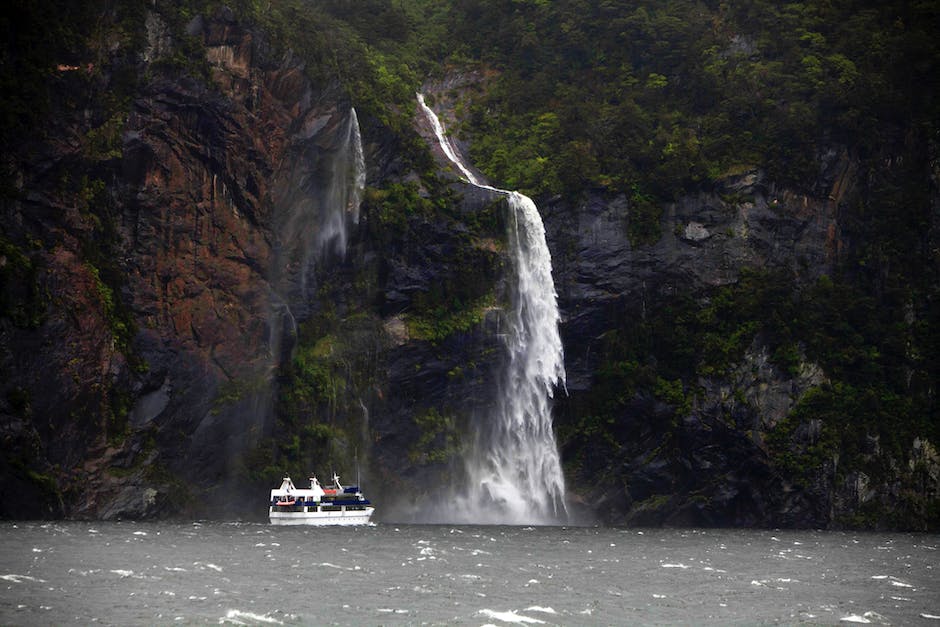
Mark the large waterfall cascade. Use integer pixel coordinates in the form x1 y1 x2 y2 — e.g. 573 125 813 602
417 93 568 524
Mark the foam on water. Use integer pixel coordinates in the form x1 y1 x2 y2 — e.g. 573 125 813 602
1 574 45 583
840 611 887 623
478 608 546 624
192 561 222 572
222 609 283 625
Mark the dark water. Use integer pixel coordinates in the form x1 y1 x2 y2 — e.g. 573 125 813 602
1 522 937 625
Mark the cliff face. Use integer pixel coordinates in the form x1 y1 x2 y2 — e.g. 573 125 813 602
1 9 367 518
543 154 939 529
546 171 842 526
1 7 937 529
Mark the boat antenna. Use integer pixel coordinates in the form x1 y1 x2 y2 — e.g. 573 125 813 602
356 447 360 488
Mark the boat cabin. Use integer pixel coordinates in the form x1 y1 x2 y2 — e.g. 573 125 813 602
269 475 371 516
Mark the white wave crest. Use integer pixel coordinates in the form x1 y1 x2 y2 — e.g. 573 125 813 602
1 574 46 583
222 609 283 625
478 608 546 624
525 606 556 614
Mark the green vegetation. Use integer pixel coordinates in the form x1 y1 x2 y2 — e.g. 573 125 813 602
258 173 501 479
257 307 384 483
405 294 494 343
409 408 461 466
85 263 132 355
211 376 269 415
363 182 437 247
627 186 663 248
75 173 144 373
364 180 503 341
0 236 46 328
83 113 126 161
220 0 445 180
441 0 939 203
561 264 938 521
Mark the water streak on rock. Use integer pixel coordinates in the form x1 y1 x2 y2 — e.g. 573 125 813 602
316 107 366 259
271 107 365 351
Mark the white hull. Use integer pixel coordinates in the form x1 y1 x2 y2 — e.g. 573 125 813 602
269 507 375 526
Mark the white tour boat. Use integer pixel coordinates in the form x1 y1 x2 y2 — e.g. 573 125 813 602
269 474 374 526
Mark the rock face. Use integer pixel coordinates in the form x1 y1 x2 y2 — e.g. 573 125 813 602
541 150 939 529
540 175 837 527
549 173 839 393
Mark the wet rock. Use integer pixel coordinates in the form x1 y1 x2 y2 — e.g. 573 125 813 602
681 222 711 242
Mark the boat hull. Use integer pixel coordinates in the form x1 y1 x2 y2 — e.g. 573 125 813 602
269 507 375 526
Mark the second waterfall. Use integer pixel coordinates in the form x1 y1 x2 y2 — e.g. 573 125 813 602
417 94 568 524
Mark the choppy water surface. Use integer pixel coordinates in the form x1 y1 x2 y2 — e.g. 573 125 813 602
1 522 937 625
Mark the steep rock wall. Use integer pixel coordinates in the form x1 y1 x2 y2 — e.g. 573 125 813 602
0 9 371 519
542 151 938 529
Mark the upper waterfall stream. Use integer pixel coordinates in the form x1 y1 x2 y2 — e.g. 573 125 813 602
417 94 568 524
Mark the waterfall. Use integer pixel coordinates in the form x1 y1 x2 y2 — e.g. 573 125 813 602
315 108 366 259
418 95 483 186
417 93 568 524
269 107 365 359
